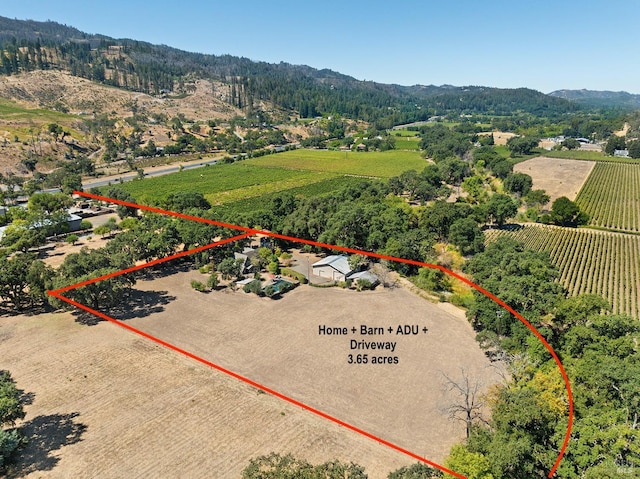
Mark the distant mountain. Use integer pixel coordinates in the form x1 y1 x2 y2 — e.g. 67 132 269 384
549 89 640 109
0 16 97 44
0 15 581 125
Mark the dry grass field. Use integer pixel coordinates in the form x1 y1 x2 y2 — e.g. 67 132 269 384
0 266 503 478
513 156 596 203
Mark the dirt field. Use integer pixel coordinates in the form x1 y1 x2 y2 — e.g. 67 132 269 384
477 131 517 146
513 156 596 203
1 268 502 478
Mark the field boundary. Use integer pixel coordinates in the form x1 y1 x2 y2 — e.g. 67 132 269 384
48 191 574 479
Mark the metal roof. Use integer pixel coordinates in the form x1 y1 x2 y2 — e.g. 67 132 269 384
312 255 352 275
348 271 379 283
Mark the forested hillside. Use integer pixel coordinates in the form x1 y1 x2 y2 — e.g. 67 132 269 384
0 16 581 126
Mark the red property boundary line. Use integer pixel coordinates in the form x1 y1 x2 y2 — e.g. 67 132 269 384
48 191 574 478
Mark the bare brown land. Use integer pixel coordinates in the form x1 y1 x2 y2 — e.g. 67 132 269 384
0 268 502 478
0 71 242 121
514 156 596 203
477 131 517 146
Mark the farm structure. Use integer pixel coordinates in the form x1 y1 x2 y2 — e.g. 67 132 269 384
312 255 352 281
312 255 379 285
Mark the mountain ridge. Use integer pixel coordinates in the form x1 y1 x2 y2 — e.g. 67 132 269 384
549 88 640 109
0 15 606 124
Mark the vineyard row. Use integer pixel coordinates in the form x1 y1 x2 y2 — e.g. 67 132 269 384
485 225 640 318
575 162 640 233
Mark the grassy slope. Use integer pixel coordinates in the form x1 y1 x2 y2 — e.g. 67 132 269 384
0 98 82 140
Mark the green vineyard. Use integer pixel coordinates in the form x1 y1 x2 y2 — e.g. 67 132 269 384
485 225 640 317
575 162 640 233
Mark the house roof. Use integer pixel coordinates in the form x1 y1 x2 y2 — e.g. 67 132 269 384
348 271 379 283
312 255 352 275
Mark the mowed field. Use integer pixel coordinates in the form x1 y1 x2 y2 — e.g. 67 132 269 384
513 156 596 203
1 267 502 478
485 225 640 317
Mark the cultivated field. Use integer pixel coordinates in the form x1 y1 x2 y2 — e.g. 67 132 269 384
485 225 640 317
245 149 427 177
214 176 369 217
105 163 339 206
108 148 428 208
391 130 421 151
513 156 596 203
575 162 640 233
0 266 503 478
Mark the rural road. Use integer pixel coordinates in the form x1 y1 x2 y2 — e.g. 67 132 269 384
40 156 222 194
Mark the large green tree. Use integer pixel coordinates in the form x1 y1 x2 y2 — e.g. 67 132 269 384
486 194 517 227
506 136 539 157
52 247 134 310
0 371 26 471
548 196 589 227
449 217 484 255
0 253 53 311
503 173 533 197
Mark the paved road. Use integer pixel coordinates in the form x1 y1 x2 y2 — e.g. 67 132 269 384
42 157 220 194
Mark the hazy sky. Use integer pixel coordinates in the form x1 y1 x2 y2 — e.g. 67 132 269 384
2 0 639 93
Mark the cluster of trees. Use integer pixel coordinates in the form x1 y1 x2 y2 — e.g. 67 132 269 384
162 127 286 156
0 371 26 472
0 193 92 253
241 453 441 478
388 166 450 203
541 197 590 227
454 236 640 478
605 135 640 158
419 124 473 161
506 136 540 157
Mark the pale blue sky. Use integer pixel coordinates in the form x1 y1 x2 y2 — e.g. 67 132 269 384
2 1 639 93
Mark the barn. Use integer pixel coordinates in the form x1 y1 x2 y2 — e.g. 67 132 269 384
312 255 352 282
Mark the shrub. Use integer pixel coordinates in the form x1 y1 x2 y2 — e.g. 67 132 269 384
355 279 374 291
243 280 263 296
280 268 308 284
79 220 93 231
267 261 280 275
66 234 79 245
190 280 206 292
199 264 212 274
207 273 219 290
